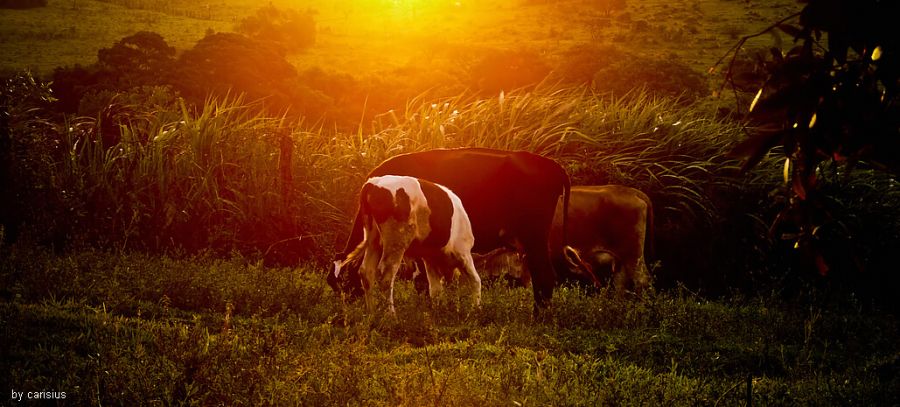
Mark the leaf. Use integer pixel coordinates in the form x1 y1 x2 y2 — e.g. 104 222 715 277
749 88 763 113
782 157 791 185
872 46 883 61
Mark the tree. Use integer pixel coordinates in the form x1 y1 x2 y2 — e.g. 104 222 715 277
173 32 298 110
722 0 900 276
236 5 317 52
97 31 176 88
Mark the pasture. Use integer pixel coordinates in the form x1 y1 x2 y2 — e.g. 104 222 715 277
2 0 899 404
3 246 898 405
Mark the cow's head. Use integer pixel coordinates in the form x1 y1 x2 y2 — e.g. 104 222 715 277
328 253 364 299
472 248 528 286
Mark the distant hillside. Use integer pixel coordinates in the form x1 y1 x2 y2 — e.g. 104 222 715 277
1 0 800 81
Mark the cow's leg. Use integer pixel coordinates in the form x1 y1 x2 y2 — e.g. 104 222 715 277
632 256 650 294
378 247 406 315
422 257 445 299
522 240 556 313
519 254 533 288
376 219 414 314
359 244 381 311
457 252 482 307
379 258 403 315
411 258 429 294
612 262 629 296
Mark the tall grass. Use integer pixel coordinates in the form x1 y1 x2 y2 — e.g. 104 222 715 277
45 94 311 258
6 81 893 292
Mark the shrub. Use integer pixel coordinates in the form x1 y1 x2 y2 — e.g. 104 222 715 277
556 45 708 103
556 44 627 85
0 72 65 247
236 5 317 52
592 55 709 102
464 48 551 95
51 64 103 114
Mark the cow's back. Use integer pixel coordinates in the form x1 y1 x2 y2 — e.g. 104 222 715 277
368 148 568 253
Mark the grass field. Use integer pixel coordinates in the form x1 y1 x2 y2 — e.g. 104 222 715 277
2 80 899 405
3 0 898 405
3 245 898 405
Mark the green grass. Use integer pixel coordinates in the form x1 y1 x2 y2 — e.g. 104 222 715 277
0 0 231 75
2 1 897 404
2 245 897 405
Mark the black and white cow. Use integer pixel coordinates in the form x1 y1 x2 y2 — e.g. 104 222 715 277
328 148 570 312
333 175 481 313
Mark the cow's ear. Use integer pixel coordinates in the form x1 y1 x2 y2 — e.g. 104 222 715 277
394 188 411 221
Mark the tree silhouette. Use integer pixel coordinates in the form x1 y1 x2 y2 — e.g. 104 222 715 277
723 0 900 276
97 31 177 88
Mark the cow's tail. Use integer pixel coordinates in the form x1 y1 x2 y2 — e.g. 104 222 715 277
334 184 374 278
644 194 655 260
560 167 571 248
334 225 368 278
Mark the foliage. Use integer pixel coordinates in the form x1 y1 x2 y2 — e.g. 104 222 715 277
51 32 177 116
464 48 552 95
591 53 709 102
1 246 898 405
96 31 176 88
555 44 709 103
722 0 900 276
51 64 103 114
0 71 60 246
50 30 357 124
556 44 627 85
173 32 298 111
236 4 317 52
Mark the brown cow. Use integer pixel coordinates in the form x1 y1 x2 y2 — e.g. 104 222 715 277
478 185 653 294
558 185 653 293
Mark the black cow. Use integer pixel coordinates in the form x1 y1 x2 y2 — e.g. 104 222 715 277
328 148 570 311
